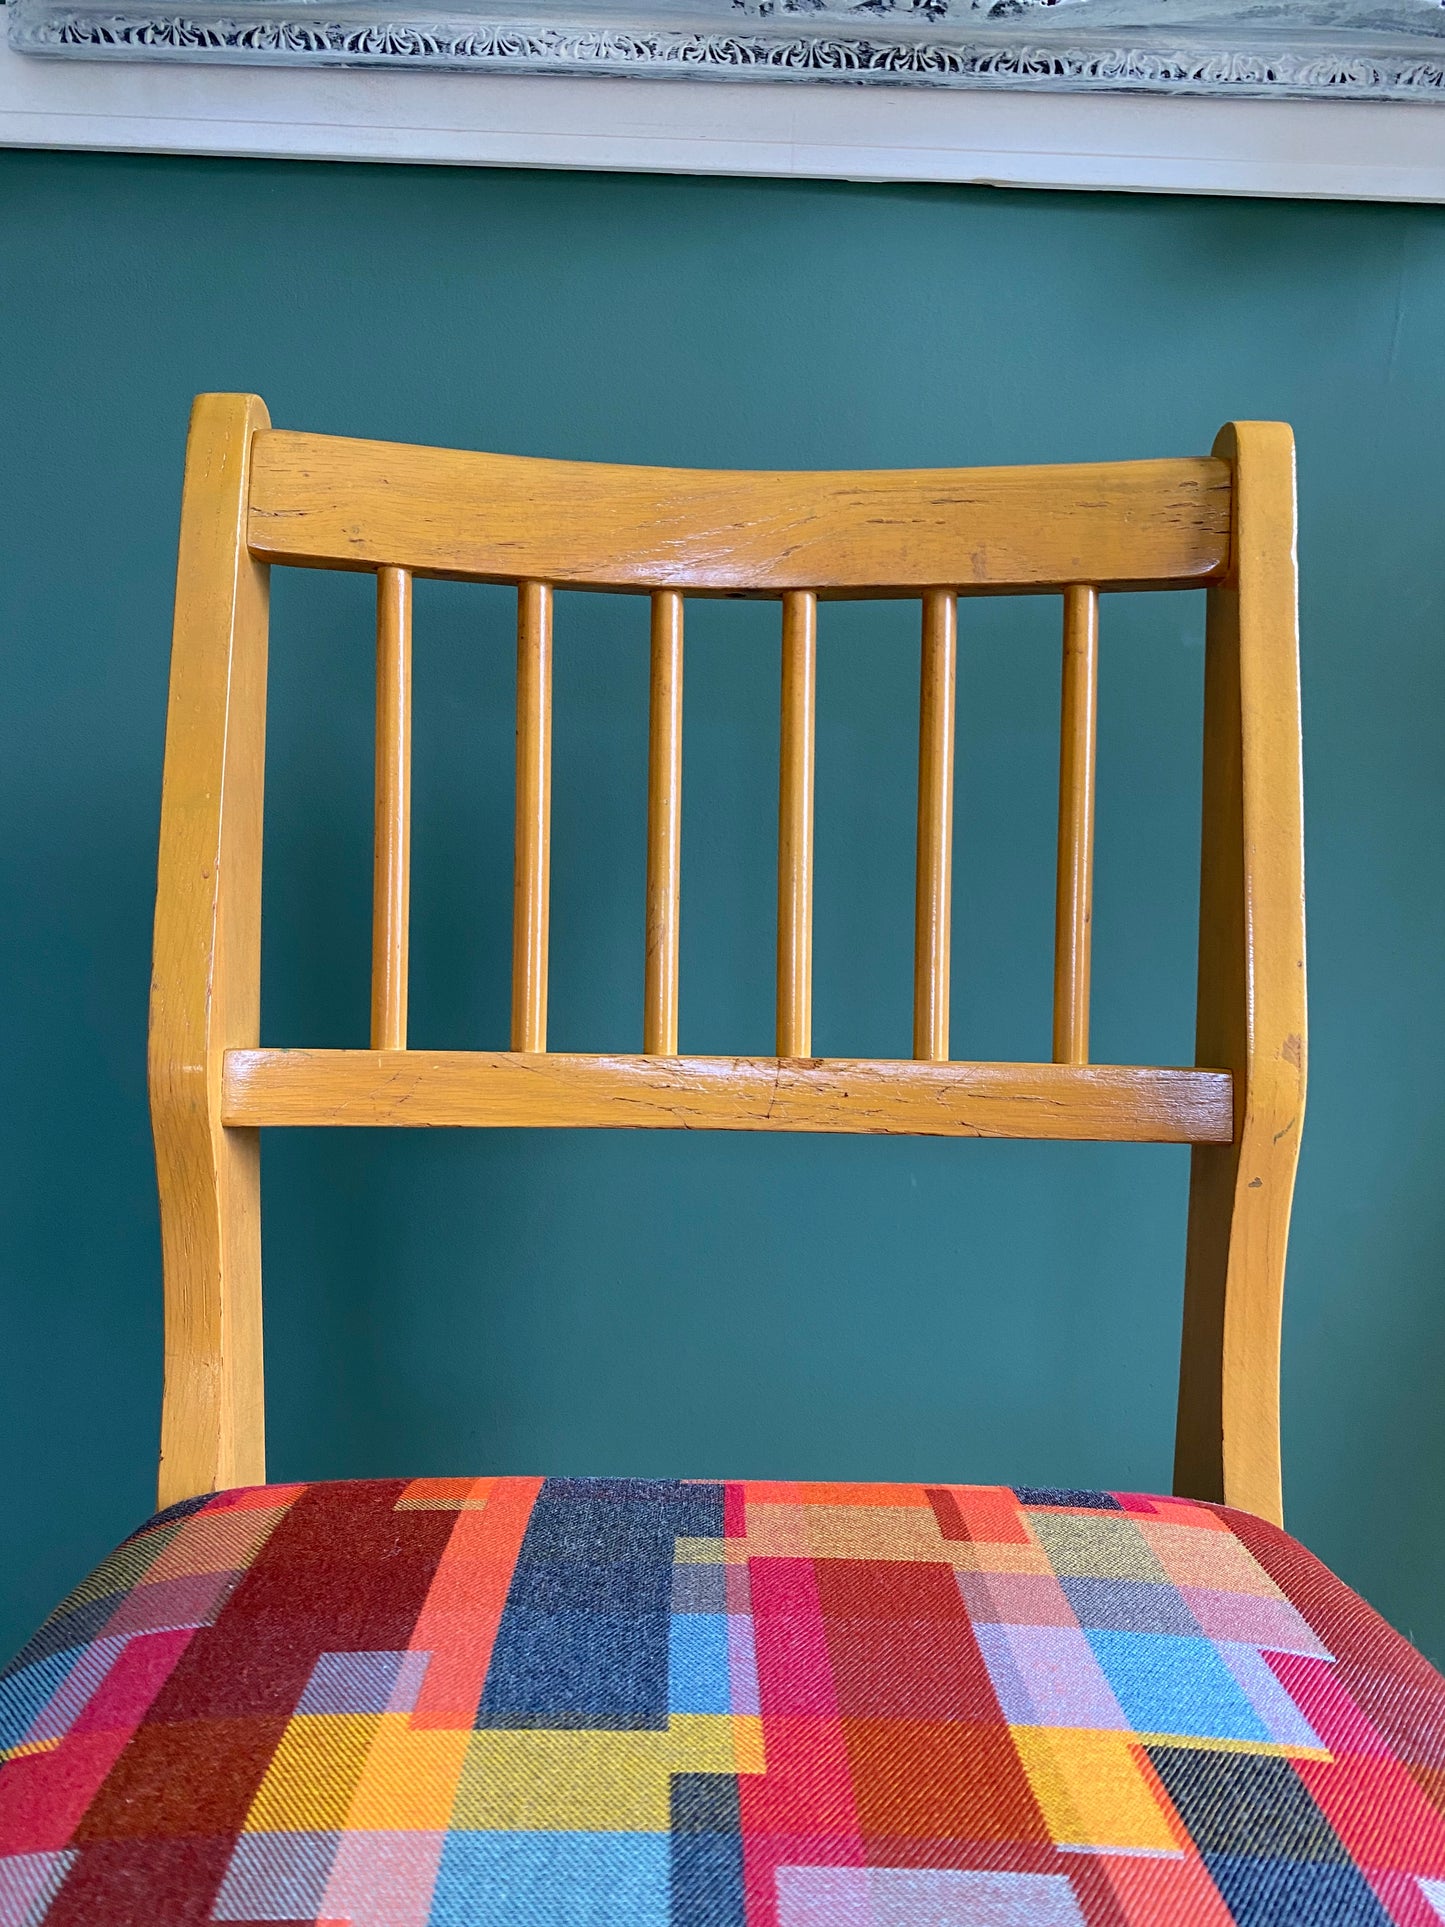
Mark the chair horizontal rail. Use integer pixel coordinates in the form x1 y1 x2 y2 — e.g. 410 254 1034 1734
248 432 1233 596
221 1050 1233 1142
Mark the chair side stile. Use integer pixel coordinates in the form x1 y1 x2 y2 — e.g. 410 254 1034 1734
151 392 272 1510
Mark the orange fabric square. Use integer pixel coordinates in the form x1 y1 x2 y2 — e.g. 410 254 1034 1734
936 1487 1037 1547
798 1483 934 1509
842 1719 1050 1843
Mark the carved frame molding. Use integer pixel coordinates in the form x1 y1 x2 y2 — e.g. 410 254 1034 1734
9 2 1445 97
2 7 1442 199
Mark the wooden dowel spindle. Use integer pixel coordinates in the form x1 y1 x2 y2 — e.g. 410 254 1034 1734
1053 584 1099 1066
914 590 957 1063
371 566 412 1051
777 591 817 1059
645 590 684 1055
512 580 553 1053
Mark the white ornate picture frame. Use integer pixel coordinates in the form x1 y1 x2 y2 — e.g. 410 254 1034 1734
3 0 1443 198
8 0 1445 95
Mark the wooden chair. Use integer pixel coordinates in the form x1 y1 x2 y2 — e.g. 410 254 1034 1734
23 396 1445 1927
154 394 1304 1526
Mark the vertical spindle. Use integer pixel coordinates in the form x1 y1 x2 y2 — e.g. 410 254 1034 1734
1053 584 1099 1066
512 580 553 1053
371 566 412 1051
777 590 817 1059
645 590 684 1055
913 590 957 1063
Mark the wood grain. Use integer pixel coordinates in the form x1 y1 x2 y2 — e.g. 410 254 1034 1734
371 566 412 1053
1053 585 1099 1066
645 590 684 1055
1174 423 1306 1528
511 581 552 1054
914 591 957 1063
249 432 1232 597
223 1049 1233 1143
149 393 270 1508
777 590 817 1059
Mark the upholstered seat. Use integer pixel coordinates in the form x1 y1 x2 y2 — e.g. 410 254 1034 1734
3 1476 1444 1925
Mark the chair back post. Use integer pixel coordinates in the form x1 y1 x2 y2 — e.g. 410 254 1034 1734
1174 421 1306 1527
150 392 271 1510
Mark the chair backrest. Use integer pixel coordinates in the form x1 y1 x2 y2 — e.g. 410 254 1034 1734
149 394 1305 1527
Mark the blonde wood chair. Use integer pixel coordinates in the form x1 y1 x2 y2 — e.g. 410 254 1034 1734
30 396 1445 1927
153 394 1305 1526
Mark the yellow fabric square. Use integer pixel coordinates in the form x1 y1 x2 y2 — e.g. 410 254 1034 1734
673 1538 737 1564
1012 1726 1180 1855
945 1541 1056 1576
671 1712 754 1776
344 1714 472 1830
1030 1513 1171 1584
395 1476 494 1511
745 1504 948 1563
453 1729 674 1832
246 1714 379 1832
451 1714 752 1832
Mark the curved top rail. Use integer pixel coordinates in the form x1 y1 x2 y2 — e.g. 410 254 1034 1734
248 430 1233 597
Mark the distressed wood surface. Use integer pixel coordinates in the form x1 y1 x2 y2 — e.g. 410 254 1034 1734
1174 422 1306 1528
248 432 1233 597
222 1049 1233 1142
150 393 270 1509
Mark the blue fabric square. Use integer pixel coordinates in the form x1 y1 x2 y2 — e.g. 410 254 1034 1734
428 1832 669 1927
1013 1489 1123 1510
1062 1577 1200 1636
1203 1856 1393 1926
477 1608 670 1729
1088 1630 1270 1741
1148 1746 1346 1860
671 1774 743 1927
671 1565 728 1614
669 1614 731 1713
508 1557 674 1617
671 1834 743 1927
0 1652 75 1750
477 1478 724 1730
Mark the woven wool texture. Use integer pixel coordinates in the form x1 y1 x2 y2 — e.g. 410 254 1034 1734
2 1477 1445 1924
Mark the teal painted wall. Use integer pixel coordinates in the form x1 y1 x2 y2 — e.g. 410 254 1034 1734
2 149 1443 1668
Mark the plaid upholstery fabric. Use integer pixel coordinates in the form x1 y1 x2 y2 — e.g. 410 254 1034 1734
3 1479 1445 1925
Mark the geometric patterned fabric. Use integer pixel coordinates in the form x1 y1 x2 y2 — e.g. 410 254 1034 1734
4 1478 1445 1925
